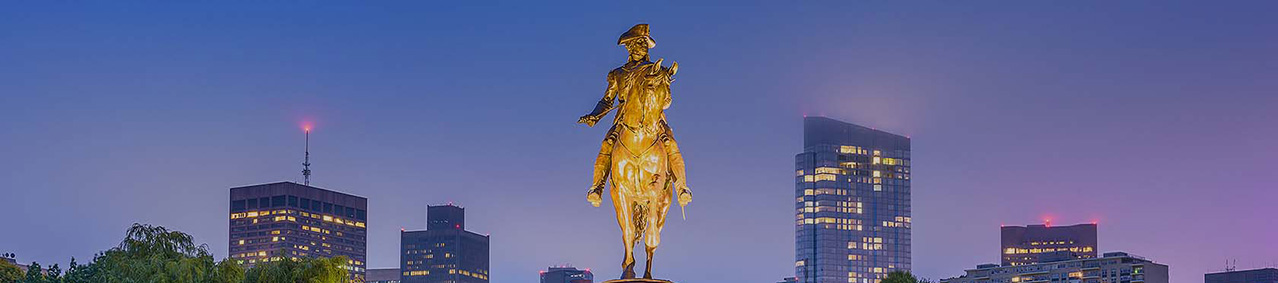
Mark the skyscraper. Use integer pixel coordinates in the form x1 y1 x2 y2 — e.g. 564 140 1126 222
401 204 490 283
228 181 368 281
540 266 593 283
1001 223 1098 266
795 116 911 283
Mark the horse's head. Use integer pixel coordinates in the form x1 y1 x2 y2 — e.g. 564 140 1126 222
644 59 675 88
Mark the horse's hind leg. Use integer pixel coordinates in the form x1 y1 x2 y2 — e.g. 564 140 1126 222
643 191 670 279
643 244 656 279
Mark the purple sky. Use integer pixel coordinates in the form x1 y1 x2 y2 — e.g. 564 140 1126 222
2 2 1276 283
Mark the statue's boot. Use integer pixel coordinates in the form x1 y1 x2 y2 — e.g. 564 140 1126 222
660 122 692 196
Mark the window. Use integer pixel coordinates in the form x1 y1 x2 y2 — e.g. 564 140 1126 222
258 197 269 208
356 210 366 221
324 203 333 213
335 205 347 216
248 198 259 209
232 200 246 212
288 196 298 207
300 198 311 210
271 196 285 208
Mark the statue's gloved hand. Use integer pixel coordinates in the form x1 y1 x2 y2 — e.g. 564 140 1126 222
578 115 600 127
677 186 692 207
587 187 603 207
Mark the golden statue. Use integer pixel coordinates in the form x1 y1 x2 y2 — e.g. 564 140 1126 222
578 24 692 282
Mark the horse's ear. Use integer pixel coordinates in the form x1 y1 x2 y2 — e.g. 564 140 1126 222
670 62 678 76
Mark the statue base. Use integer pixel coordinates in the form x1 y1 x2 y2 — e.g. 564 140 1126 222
603 279 674 283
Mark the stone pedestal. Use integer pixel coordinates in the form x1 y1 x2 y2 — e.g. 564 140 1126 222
603 279 674 283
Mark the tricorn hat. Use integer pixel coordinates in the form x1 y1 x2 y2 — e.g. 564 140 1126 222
617 24 656 48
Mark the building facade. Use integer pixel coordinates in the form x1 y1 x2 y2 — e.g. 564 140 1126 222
1206 268 1278 283
540 266 593 283
228 182 367 281
368 268 402 283
942 252 1168 283
401 205 490 283
795 116 912 283
1002 223 1098 266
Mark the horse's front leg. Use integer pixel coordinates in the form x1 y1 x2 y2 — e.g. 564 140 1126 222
612 161 638 279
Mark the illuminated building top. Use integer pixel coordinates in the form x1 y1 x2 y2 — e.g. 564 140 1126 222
1001 223 1098 266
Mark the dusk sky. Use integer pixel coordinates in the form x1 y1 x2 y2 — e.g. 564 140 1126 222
2 2 1276 283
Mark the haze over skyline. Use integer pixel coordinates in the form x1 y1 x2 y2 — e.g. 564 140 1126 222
2 2 1276 283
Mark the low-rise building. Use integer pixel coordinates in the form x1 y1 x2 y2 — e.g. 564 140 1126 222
1206 268 1278 283
367 268 401 283
540 266 593 283
942 252 1168 283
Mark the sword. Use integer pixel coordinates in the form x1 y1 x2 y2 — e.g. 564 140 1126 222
681 203 686 220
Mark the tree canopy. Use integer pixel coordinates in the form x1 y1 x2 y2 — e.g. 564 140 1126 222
883 271 934 283
242 254 348 283
9 223 347 283
0 260 22 283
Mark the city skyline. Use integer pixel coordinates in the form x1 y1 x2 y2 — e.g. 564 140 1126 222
3 2 1278 283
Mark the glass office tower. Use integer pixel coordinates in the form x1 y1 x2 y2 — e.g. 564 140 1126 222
796 117 911 283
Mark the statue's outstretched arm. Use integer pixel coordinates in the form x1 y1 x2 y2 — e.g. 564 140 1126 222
577 72 619 127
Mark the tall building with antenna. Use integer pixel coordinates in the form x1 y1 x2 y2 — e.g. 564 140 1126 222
227 126 368 282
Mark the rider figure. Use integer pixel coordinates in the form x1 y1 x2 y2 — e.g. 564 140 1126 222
578 24 692 208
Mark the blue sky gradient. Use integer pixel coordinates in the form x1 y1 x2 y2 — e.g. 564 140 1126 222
2 2 1276 282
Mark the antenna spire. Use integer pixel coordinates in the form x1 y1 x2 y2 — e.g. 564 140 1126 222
303 128 312 186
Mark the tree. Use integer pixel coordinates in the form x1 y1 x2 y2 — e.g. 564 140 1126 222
210 259 244 283
883 271 933 283
83 223 226 283
11 223 347 283
44 264 62 283
60 258 90 283
22 263 42 283
28 223 241 283
242 253 349 283
0 260 21 283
